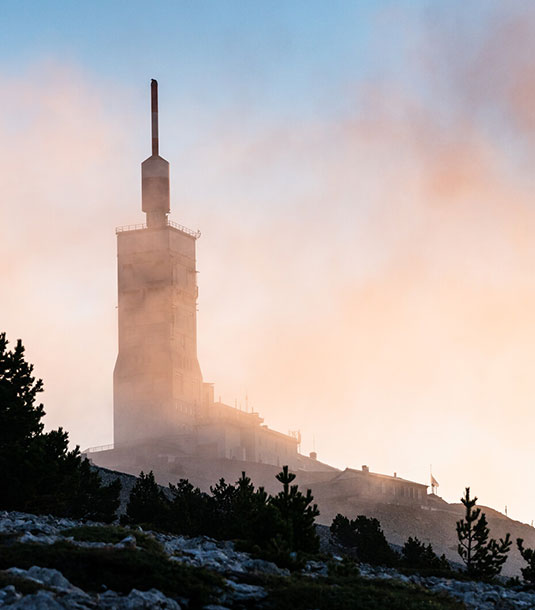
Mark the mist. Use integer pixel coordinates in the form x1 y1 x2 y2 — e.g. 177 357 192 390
3 5 535 523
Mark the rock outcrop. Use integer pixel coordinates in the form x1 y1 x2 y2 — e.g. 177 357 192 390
2 510 535 609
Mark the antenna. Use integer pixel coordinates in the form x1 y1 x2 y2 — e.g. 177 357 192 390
151 79 159 156
142 79 170 226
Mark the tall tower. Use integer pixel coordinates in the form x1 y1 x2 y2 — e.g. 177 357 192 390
113 80 204 447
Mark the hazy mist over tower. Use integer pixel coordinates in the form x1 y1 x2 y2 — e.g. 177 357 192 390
113 80 206 448
3 2 535 523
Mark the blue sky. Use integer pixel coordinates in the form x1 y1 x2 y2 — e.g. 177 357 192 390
0 0 510 155
0 1 425 121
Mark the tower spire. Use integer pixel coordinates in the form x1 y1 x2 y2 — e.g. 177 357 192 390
142 79 170 228
151 79 159 156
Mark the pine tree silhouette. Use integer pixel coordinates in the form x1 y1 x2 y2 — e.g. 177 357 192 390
0 332 120 521
516 538 535 584
271 465 320 553
456 487 511 579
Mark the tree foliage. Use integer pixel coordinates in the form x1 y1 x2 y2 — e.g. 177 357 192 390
124 466 319 555
456 487 511 579
0 332 120 521
401 536 450 572
122 471 168 527
270 465 320 553
330 514 399 566
516 538 535 584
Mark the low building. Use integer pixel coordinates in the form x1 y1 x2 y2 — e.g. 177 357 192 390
308 466 428 506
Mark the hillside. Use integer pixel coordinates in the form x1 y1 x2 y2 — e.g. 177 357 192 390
93 463 535 578
307 491 535 578
0 510 471 609
5 509 535 609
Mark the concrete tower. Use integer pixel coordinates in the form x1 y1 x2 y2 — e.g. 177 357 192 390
113 80 205 447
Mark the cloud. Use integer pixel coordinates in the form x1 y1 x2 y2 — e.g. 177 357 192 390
190 4 535 520
0 61 135 444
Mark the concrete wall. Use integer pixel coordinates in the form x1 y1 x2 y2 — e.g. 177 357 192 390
114 225 203 446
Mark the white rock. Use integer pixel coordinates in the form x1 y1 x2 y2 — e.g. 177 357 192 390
123 588 181 609
224 579 267 601
117 535 137 549
5 566 83 594
4 589 65 609
0 585 22 604
19 533 59 545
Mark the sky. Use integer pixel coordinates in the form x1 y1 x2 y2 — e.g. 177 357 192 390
2 0 535 523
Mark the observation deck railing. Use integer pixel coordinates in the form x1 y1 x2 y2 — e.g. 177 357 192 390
82 443 115 454
116 220 201 239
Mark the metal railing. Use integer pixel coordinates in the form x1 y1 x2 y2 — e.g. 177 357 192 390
83 443 115 453
168 220 201 238
116 220 201 239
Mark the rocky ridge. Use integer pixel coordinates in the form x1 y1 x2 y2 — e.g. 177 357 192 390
1 511 535 609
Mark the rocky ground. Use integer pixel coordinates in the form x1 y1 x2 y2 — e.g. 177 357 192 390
1 511 535 609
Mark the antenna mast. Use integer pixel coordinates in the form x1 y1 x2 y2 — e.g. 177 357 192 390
141 79 170 227
151 79 159 156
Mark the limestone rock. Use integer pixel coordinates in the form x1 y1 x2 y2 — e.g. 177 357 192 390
0 585 22 605
3 589 65 609
224 579 267 602
5 566 82 593
98 588 181 609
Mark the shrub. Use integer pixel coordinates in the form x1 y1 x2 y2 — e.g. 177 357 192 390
0 540 221 608
264 569 466 610
61 525 164 555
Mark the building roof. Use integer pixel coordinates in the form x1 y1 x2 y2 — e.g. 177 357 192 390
333 467 428 488
259 424 299 444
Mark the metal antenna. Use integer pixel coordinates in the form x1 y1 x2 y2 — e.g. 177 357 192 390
151 79 159 156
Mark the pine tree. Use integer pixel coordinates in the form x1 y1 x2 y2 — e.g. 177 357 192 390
168 478 211 535
0 332 120 520
516 538 535 584
331 514 398 566
210 472 280 545
270 465 320 553
123 471 170 528
401 536 450 572
456 487 511 579
210 476 238 536
330 514 358 548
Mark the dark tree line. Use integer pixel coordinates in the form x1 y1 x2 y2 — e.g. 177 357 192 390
330 487 535 583
330 513 449 572
122 466 320 555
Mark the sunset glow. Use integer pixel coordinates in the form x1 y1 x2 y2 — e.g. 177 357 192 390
3 1 535 524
